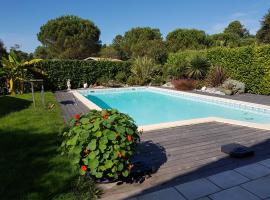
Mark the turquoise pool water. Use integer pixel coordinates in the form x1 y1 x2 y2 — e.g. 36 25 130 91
82 89 270 126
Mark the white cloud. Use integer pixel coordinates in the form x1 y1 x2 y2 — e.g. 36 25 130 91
209 11 260 35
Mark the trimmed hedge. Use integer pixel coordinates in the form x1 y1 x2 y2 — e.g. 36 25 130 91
167 45 270 95
31 60 131 90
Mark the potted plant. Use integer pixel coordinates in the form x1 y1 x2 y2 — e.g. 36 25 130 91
60 109 141 182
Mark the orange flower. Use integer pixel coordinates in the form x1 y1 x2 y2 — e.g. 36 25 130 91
74 114 80 120
127 135 133 142
103 114 109 120
75 122 80 126
81 165 87 171
117 152 122 158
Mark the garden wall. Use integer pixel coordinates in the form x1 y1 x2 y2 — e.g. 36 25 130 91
167 45 270 95
31 60 131 90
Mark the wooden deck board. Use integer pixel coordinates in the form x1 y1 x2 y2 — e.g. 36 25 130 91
100 123 270 199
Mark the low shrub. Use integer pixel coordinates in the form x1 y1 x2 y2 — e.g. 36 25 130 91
186 55 210 80
172 79 197 91
60 109 141 181
167 45 270 94
206 65 227 87
220 78 245 95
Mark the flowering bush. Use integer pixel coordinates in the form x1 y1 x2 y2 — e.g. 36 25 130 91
60 109 141 180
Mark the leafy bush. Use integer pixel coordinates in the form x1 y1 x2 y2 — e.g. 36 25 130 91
115 71 128 83
206 65 227 87
60 109 141 181
165 51 209 80
172 79 197 91
29 60 131 90
129 57 156 85
186 55 210 80
167 45 270 94
220 78 245 95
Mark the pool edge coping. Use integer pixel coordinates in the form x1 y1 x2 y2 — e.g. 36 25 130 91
71 87 270 131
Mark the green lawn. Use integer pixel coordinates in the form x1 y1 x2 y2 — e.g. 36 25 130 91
0 92 82 199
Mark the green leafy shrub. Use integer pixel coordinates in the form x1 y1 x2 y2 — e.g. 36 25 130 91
29 60 131 90
167 45 270 94
60 109 141 181
129 57 156 85
115 71 127 83
186 55 210 80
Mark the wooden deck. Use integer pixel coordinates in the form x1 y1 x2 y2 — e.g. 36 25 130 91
99 123 270 199
54 90 270 199
55 91 90 122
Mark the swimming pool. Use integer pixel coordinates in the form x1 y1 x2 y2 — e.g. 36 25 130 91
76 87 270 127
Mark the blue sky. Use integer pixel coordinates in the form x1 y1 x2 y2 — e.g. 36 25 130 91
0 0 269 53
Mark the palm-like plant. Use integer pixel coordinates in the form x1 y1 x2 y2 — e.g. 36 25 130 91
131 56 156 85
185 55 210 80
1 50 44 95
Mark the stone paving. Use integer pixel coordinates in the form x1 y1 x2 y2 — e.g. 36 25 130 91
130 158 270 200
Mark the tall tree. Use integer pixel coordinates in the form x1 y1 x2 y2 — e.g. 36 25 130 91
210 33 241 47
10 44 33 61
224 20 249 37
34 46 51 59
37 15 101 59
111 27 166 63
256 9 270 44
99 46 120 59
0 39 7 60
166 29 212 52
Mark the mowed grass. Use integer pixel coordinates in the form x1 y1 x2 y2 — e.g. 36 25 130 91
0 92 77 200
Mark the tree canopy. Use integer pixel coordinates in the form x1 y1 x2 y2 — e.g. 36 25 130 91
37 15 101 59
256 9 270 44
166 29 212 52
224 20 249 37
111 27 166 63
0 39 7 60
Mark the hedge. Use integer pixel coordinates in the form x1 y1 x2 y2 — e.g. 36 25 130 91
31 60 131 90
167 45 270 95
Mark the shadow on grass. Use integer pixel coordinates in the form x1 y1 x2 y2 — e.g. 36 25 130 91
0 96 32 118
0 129 75 199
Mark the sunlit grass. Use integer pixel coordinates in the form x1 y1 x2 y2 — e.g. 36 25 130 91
0 92 78 199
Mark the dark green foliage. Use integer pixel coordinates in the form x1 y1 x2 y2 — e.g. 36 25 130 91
111 27 166 63
60 109 141 180
224 20 249 37
166 50 207 79
30 60 131 90
166 29 212 52
207 46 270 94
37 15 101 59
34 46 52 59
99 46 120 59
187 55 210 80
167 45 270 94
210 33 242 47
256 9 270 44
0 39 7 60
